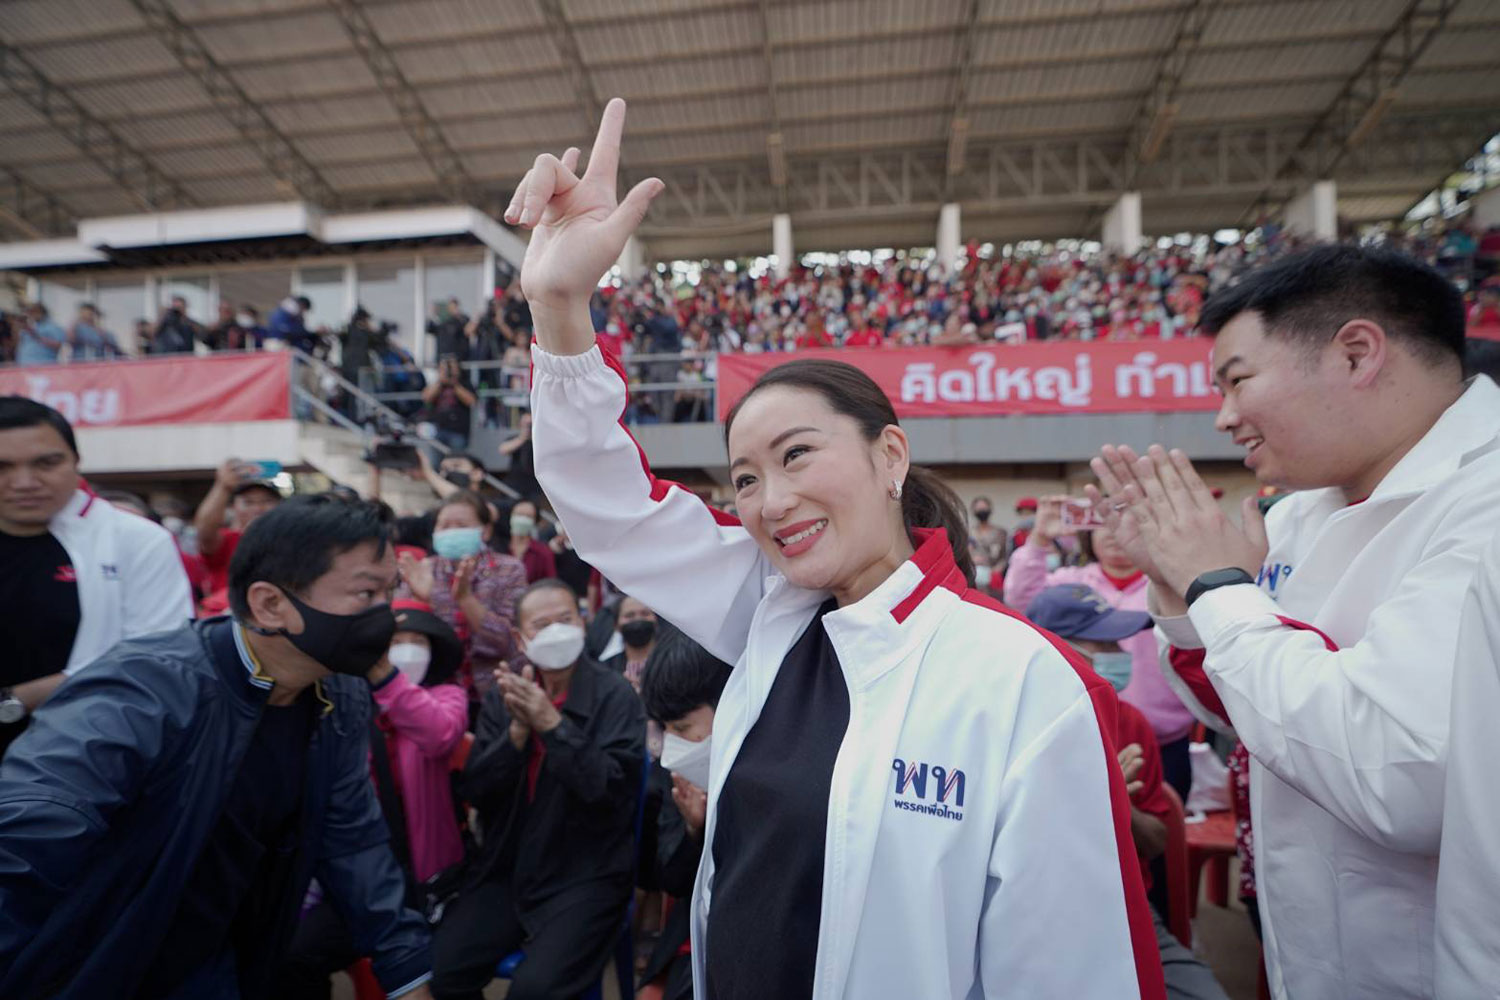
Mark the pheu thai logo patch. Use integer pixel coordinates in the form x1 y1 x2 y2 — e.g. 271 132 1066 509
891 757 965 821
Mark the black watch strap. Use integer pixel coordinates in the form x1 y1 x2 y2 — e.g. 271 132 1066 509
1185 568 1256 608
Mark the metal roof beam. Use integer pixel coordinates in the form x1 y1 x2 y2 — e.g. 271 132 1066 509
943 0 983 193
758 0 787 202
127 0 340 209
534 0 605 136
0 168 78 239
53 17 1500 95
323 0 481 208
1124 0 1210 185
1245 0 1462 221
0 42 194 212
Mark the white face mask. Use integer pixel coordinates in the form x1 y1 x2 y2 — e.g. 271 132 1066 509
974 564 993 589
660 732 712 789
388 642 430 685
524 622 585 671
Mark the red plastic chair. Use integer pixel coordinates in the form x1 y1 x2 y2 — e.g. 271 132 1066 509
1157 784 1193 949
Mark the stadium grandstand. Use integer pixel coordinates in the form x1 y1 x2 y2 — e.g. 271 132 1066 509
1 2 1500 999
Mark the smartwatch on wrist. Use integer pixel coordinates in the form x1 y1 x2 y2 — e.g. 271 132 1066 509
0 689 27 725
1184 567 1256 608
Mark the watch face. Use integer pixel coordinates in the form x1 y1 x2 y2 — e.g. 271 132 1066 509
0 700 25 725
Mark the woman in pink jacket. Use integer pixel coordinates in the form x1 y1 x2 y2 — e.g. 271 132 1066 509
1004 496 1196 800
374 599 471 884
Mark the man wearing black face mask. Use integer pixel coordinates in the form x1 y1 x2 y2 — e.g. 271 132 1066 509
605 594 660 692
0 494 433 1000
968 495 1008 585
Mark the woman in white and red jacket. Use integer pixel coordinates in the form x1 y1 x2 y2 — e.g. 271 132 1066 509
1004 496 1197 799
503 99 1164 1000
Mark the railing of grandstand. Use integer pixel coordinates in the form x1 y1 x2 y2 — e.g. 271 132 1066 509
290 349 529 504
357 352 719 428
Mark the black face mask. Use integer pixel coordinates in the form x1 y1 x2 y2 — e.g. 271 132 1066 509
443 470 472 489
620 619 657 649
974 509 992 523
266 590 397 677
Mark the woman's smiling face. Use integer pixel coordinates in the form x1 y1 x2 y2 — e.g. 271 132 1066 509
727 385 907 597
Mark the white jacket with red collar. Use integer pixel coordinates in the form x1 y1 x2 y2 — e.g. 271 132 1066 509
531 344 1164 1000
1157 375 1500 1000
48 486 193 674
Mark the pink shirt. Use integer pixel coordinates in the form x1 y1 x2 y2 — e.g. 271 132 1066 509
1003 543 1196 742
373 673 470 882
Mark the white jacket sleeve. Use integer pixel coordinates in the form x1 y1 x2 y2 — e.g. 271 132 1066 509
1435 530 1500 998
120 517 192 638
530 344 769 665
980 682 1147 998
1185 513 1490 853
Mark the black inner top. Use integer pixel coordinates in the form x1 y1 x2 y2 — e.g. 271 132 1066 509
706 598 849 1000
0 529 80 757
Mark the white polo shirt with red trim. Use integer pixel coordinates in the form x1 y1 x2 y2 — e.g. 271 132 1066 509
531 343 1164 1000
1157 375 1500 1000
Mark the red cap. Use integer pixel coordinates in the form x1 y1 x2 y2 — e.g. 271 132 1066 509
394 544 428 564
392 598 435 614
1016 497 1038 512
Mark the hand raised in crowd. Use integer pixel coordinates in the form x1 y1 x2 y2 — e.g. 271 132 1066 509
506 98 664 318
451 555 477 603
494 664 533 750
214 456 256 490
1095 444 1268 597
397 550 435 603
672 773 709 839
498 664 562 736
1117 743 1146 796
1029 495 1071 546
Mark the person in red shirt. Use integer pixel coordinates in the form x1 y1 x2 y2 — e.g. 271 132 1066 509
793 311 834 351
842 310 883 349
193 459 283 595
1027 584 1229 1000
505 498 557 584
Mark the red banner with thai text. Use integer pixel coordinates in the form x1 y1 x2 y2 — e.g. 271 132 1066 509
715 338 1221 420
0 353 292 427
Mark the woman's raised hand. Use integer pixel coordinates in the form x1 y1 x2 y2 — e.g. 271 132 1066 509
505 99 664 324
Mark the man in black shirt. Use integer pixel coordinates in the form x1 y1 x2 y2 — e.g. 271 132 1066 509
426 298 470 363
432 579 644 1000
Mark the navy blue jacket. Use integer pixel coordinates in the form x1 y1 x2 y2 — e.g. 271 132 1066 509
0 618 430 1000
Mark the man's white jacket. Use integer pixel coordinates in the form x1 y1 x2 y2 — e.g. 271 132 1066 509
49 486 193 674
531 345 1164 1000
1435 526 1500 999
1158 376 1500 1000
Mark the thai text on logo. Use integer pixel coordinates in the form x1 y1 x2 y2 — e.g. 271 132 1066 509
891 757 965 822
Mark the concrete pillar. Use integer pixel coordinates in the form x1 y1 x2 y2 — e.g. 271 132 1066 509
617 235 647 281
1101 191 1142 254
1473 186 1500 231
772 213 793 279
936 202 962 274
1284 179 1337 240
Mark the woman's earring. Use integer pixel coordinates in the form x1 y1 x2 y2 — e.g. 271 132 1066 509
889 479 903 502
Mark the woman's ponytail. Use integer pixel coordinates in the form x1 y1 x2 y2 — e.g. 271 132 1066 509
901 465 975 586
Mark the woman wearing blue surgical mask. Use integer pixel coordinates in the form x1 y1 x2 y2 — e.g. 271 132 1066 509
397 491 528 704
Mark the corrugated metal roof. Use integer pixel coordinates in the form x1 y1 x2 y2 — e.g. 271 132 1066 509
0 0 1493 242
